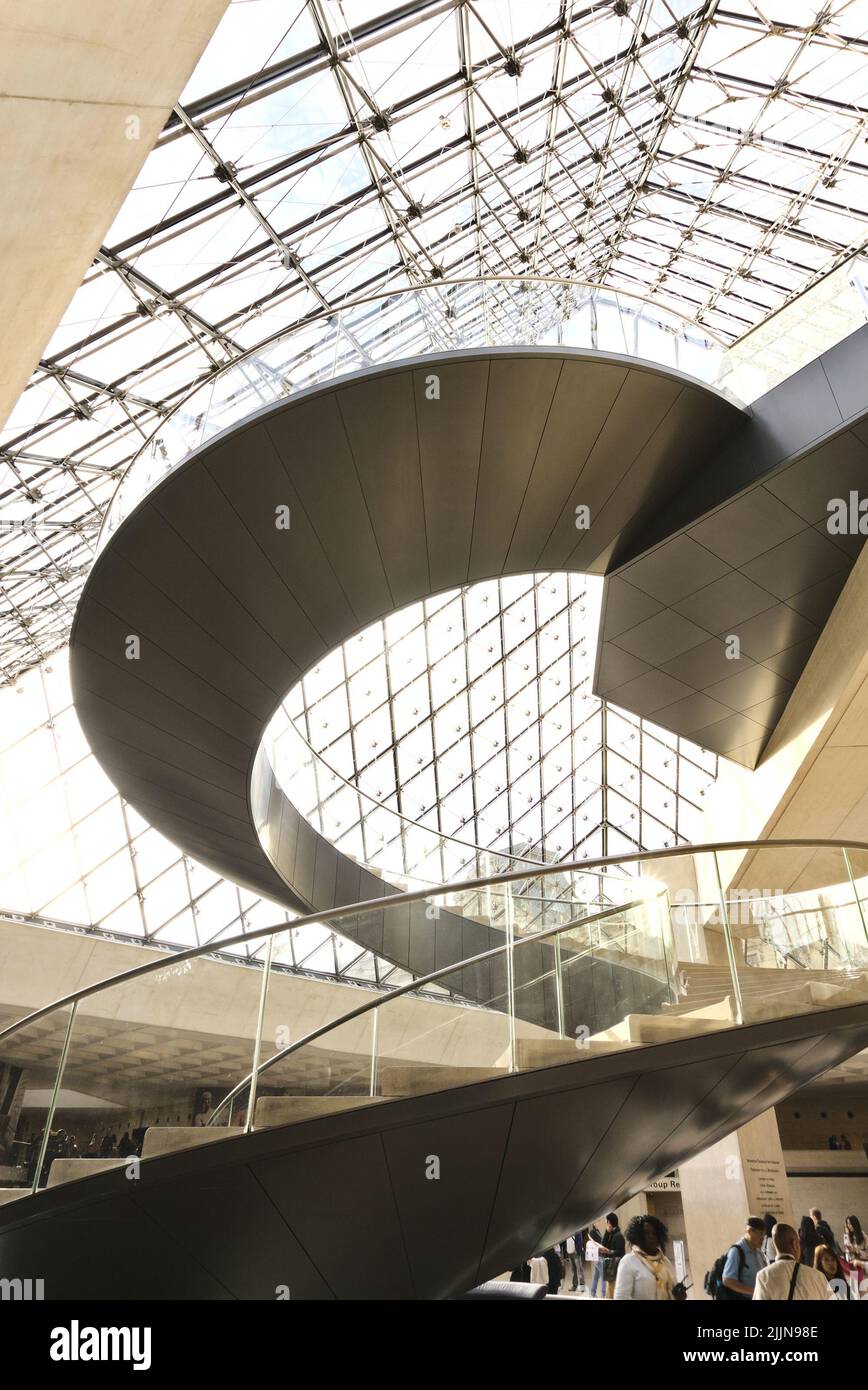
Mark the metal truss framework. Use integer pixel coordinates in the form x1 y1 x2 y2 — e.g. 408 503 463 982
286 573 718 864
0 576 715 979
0 652 414 987
3 0 868 683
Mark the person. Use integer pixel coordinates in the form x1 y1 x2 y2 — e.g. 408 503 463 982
814 1245 852 1299
843 1214 867 1267
99 1131 117 1158
753 1224 836 1301
560 1233 582 1292
761 1212 776 1264
29 1127 70 1189
587 1235 603 1297
600 1212 626 1300
840 1135 852 1150
193 1091 215 1126
573 1229 586 1289
721 1216 767 1299
544 1247 564 1295
810 1207 838 1254
509 1261 530 1282
799 1213 819 1266
828 1135 839 1150
587 1222 606 1299
117 1131 135 1158
614 1215 686 1300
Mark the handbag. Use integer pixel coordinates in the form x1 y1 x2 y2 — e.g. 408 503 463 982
566 1237 576 1256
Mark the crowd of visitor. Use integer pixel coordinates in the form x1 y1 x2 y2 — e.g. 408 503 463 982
509 1205 868 1300
25 1126 147 1187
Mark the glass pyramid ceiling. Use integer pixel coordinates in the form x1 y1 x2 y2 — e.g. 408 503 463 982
0 575 715 979
286 572 717 864
4 0 868 683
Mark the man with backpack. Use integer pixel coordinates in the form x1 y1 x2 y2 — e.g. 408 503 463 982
707 1216 768 1299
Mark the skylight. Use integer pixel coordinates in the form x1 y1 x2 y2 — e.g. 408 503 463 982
3 0 868 684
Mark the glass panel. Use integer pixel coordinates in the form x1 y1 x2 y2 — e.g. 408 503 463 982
724 845 868 1024
515 896 677 1069
7 840 868 1182
23 954 268 1191
260 704 605 899
243 869 707 1114
248 927 381 1129
0 1003 76 1194
11 0 868 688
842 847 868 967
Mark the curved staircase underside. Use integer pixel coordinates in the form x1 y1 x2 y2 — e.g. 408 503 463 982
1 1000 866 1300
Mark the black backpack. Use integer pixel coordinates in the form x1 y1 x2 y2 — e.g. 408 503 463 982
705 1244 747 1300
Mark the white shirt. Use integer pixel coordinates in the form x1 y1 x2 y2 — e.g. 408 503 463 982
753 1257 835 1301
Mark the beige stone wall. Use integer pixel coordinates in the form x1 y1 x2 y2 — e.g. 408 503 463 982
701 540 868 891
680 1109 794 1299
777 1093 868 1151
0 0 230 429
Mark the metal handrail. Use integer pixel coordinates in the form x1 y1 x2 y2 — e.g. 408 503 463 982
258 715 626 943
2 837 866 1046
207 893 660 1126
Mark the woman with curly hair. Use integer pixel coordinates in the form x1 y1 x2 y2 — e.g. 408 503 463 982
613 1215 687 1301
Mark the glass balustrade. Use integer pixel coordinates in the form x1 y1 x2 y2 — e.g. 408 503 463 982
1 841 867 1197
0 956 267 1194
254 702 638 940
97 278 742 553
0 1002 76 1194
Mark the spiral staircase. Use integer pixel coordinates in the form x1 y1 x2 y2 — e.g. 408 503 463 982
4 330 868 1297
1 835 868 1299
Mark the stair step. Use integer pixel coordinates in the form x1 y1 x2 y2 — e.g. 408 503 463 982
504 1037 619 1069
592 952 666 975
141 1125 243 1159
378 1063 507 1096
254 1095 384 1127
594 996 735 1045
46 1158 128 1188
137 1103 387 1158
741 978 867 1020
